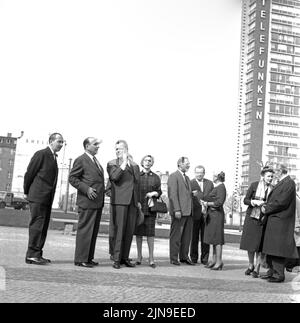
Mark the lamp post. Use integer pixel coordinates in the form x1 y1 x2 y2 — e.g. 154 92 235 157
59 140 67 208
236 186 244 232
64 158 72 214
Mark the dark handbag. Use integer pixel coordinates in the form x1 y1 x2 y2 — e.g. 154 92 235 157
150 198 168 213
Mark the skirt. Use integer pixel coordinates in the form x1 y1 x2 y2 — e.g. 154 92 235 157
134 215 156 237
240 214 264 252
203 209 225 245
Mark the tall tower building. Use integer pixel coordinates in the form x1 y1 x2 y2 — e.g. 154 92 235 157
0 133 17 192
236 0 300 193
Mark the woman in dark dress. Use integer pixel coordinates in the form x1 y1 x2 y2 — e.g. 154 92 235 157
240 166 274 277
134 155 162 268
201 171 227 270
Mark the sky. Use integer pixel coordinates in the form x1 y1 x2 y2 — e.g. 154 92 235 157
0 0 242 192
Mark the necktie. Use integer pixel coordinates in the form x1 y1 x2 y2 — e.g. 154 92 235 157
183 173 188 187
93 156 102 172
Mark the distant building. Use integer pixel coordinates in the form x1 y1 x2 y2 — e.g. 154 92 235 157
155 171 169 196
0 133 17 192
11 135 47 193
235 0 300 194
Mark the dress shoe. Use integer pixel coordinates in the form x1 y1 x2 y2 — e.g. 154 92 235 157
113 262 121 269
25 257 47 265
180 259 195 266
120 260 135 268
268 276 284 283
211 263 224 271
74 262 93 268
89 260 99 266
252 270 259 278
245 266 254 276
260 273 273 279
40 257 51 263
170 260 181 266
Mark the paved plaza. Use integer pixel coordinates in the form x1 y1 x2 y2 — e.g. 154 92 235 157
0 226 299 303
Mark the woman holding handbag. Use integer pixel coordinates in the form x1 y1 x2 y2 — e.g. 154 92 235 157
134 155 162 268
240 166 274 278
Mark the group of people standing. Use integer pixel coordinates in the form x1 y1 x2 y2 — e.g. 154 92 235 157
23 133 299 283
240 164 300 283
23 133 228 271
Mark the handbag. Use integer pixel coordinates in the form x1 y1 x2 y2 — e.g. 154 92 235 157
150 197 168 214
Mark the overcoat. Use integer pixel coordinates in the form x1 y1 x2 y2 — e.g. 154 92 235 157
240 181 265 252
262 176 298 259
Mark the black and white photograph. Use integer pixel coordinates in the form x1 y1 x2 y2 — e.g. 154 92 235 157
0 0 300 308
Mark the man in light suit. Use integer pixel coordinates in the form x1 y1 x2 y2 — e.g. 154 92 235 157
190 165 214 264
69 137 105 268
107 140 140 269
24 133 64 265
261 164 298 283
168 157 194 265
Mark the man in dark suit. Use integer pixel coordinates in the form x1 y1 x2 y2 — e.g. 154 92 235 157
190 165 214 264
107 140 140 269
261 164 298 283
168 157 194 266
69 137 105 268
24 133 64 265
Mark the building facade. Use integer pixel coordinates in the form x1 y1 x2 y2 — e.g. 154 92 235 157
11 135 47 193
236 0 300 193
0 133 17 192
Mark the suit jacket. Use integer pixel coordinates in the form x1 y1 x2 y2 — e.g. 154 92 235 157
190 178 214 220
262 176 298 259
167 170 192 216
23 147 58 206
69 153 105 209
107 159 140 206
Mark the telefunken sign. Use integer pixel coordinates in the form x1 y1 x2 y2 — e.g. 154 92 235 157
254 0 269 120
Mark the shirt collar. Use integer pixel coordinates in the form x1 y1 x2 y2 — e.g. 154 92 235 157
178 169 187 178
85 151 95 161
141 170 153 176
48 146 57 157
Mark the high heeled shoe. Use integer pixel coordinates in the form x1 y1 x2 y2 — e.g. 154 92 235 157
211 263 224 271
245 266 254 276
149 262 156 269
205 262 216 269
135 257 143 265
